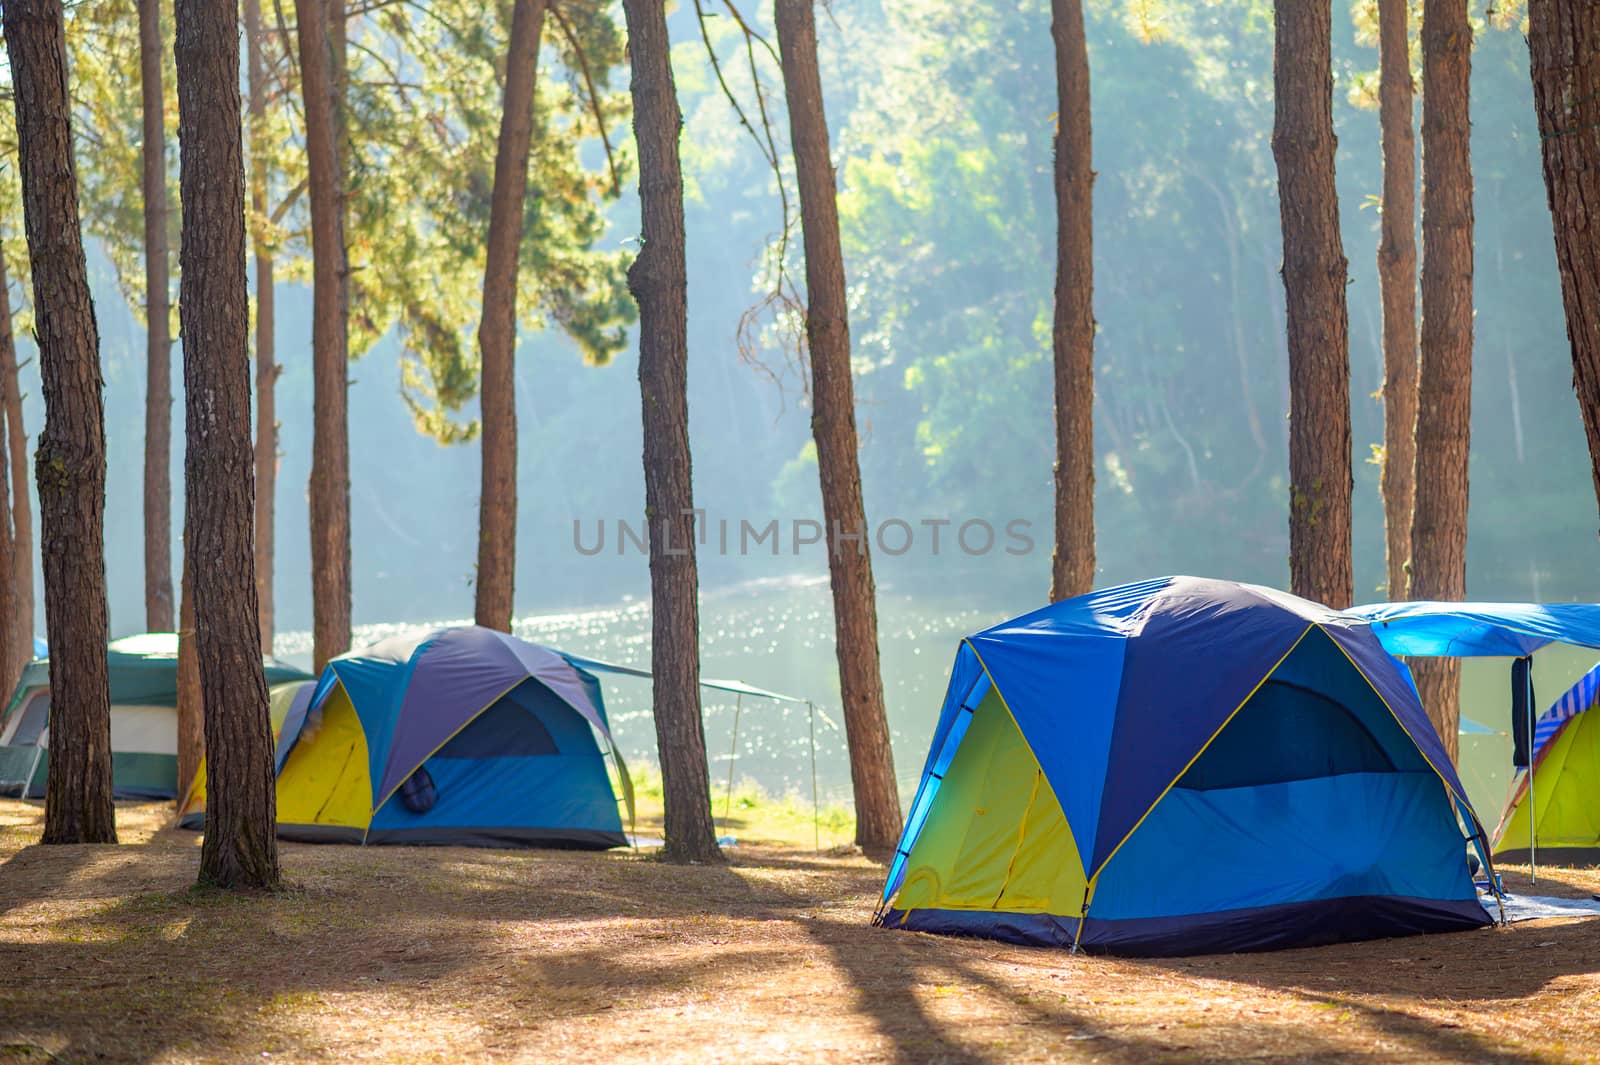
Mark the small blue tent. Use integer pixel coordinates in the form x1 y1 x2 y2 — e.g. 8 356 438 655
876 577 1496 956
267 627 629 848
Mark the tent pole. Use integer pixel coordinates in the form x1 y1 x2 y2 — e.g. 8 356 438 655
723 693 743 827
23 738 46 801
808 700 819 853
1527 657 1538 885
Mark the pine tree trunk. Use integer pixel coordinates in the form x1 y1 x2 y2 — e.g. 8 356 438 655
297 0 352 672
0 365 15 698
475 0 547 634
1529 1 1600 525
244 0 278 654
138 0 174 634
1049 0 1096 603
622 0 720 864
0 249 34 677
175 0 279 890
4 0 117 845
1410 0 1474 762
176 555 201 808
1378 0 1418 601
0 250 19 696
1272 0 1354 609
774 0 901 854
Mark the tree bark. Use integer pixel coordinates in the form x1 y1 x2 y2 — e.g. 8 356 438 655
175 0 279 890
4 0 117 845
1529 0 1600 529
1410 0 1474 762
176 553 201 810
0 249 20 696
0 355 15 699
0 247 34 677
297 0 352 672
1048 0 1096 603
774 0 901 854
475 0 548 634
622 0 720 864
139 0 174 634
1272 0 1353 609
1378 0 1418 601
244 0 279 654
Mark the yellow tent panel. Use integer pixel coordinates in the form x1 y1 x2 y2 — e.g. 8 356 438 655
275 684 373 838
895 688 1088 920
177 681 309 823
1495 705 1600 864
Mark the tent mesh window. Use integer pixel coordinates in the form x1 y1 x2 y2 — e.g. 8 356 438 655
1176 629 1428 792
432 698 560 759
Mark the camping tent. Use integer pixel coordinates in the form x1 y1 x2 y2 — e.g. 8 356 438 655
0 633 312 800
255 626 630 848
876 576 1496 957
1493 663 1600 864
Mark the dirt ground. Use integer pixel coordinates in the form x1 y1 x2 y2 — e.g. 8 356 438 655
1 800 1598 1064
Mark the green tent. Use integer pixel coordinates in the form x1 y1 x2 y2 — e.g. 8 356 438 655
0 633 312 800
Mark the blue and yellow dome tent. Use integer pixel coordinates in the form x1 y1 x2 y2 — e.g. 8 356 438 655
876 577 1498 957
262 626 631 848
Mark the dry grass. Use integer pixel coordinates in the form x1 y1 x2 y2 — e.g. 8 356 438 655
0 798 1598 1065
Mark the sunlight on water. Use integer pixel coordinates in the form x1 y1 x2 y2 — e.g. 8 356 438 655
275 580 1596 825
273 574 1014 804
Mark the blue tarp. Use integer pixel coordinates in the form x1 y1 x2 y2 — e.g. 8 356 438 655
1346 601 1600 658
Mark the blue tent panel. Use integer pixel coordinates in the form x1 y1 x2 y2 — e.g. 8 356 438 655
1091 772 1476 920
1090 583 1312 872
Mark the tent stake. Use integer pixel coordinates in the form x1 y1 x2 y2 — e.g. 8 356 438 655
723 693 743 826
808 700 819 853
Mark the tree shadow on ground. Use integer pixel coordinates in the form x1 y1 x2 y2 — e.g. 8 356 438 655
2 810 1597 1065
0 825 892 1063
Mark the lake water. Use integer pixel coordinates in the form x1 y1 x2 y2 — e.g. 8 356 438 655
274 578 1600 829
274 575 1004 807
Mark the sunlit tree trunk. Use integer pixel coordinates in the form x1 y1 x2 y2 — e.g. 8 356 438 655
1049 0 1095 603
476 0 548 634
1273 0 1353 609
5 0 117 845
298 0 352 671
0 246 34 677
622 0 720 864
1529 0 1600 527
775 0 902 854
1410 0 1474 762
176 555 201 809
1378 0 1418 601
244 0 278 654
138 0 174 634
175 0 279 889
0 366 14 698
0 249 21 697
